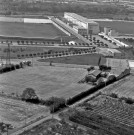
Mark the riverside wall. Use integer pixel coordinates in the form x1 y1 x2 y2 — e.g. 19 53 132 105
0 16 52 23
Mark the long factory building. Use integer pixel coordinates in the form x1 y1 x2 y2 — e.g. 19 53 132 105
64 12 100 35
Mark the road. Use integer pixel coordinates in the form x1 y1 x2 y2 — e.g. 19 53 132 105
9 115 52 135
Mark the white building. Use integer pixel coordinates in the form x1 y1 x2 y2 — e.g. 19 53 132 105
64 12 100 35
104 27 119 37
104 27 111 35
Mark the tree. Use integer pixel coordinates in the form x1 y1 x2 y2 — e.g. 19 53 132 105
17 41 20 45
21 88 38 101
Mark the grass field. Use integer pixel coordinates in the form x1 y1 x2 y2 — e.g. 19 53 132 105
0 96 49 128
0 22 67 38
97 21 134 35
101 75 134 99
0 65 91 100
38 54 106 66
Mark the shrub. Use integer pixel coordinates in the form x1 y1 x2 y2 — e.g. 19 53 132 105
125 98 134 104
110 93 118 98
99 65 111 71
40 97 66 113
10 64 16 71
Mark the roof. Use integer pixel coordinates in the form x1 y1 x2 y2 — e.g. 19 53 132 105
106 58 129 76
90 70 101 77
64 12 98 25
73 25 86 30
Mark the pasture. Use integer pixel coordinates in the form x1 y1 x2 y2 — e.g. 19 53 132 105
97 21 134 35
0 96 49 128
0 65 91 100
0 22 66 38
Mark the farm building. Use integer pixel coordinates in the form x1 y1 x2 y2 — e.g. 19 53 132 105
82 70 102 84
89 70 102 79
64 12 100 35
106 58 130 78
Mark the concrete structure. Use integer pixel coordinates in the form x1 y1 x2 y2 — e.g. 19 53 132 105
108 29 119 37
24 18 51 23
104 27 119 37
104 27 111 35
64 12 100 35
0 17 52 23
0 17 24 23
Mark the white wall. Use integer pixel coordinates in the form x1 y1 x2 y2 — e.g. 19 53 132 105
0 17 24 22
0 17 52 24
24 18 52 23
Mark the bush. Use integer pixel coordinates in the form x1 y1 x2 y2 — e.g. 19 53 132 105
120 97 134 104
40 97 66 113
10 64 16 71
125 98 134 104
110 93 118 98
2 66 11 72
87 66 95 72
99 65 111 71
15 64 20 69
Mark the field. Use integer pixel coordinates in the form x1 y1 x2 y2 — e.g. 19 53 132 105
0 65 91 100
65 94 134 135
101 75 134 99
0 22 67 38
38 54 106 66
0 96 49 129
97 21 134 35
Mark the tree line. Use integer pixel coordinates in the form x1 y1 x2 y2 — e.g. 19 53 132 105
0 1 133 16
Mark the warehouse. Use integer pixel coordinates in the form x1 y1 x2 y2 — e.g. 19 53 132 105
64 12 100 35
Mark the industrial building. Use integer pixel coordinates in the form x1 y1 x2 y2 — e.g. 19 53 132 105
64 12 100 35
73 25 87 35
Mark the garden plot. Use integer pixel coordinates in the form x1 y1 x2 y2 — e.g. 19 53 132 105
0 96 49 128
